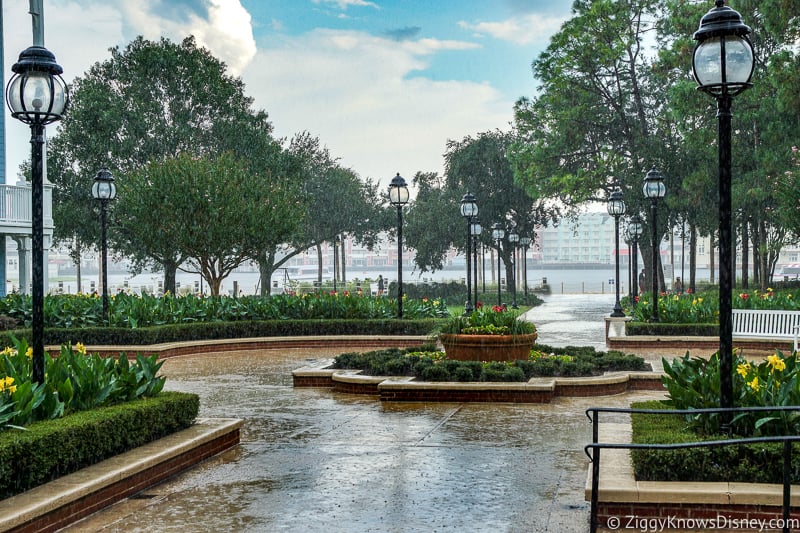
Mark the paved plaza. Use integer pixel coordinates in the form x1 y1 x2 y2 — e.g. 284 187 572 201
66 294 671 532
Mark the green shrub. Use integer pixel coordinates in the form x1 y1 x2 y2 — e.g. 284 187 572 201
0 391 198 498
630 400 800 484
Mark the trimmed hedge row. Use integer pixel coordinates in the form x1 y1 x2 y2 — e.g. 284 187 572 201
0 391 199 498
625 322 717 336
630 400 800 484
0 319 442 347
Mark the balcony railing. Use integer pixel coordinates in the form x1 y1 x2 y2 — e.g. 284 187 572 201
0 182 53 234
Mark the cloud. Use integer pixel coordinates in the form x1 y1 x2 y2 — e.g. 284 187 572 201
458 13 567 46
241 29 510 184
312 0 379 10
116 0 256 75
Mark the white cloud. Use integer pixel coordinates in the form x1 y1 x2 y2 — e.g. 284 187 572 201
458 13 567 45
116 0 256 75
241 29 511 185
312 0 378 10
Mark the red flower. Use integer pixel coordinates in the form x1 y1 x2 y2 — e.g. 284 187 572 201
475 301 484 308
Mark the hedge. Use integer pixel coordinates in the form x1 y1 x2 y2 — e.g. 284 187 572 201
0 391 199 498
630 400 800 484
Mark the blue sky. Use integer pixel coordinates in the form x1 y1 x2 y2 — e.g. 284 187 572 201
3 0 573 187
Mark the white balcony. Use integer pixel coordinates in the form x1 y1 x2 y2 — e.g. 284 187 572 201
0 182 54 235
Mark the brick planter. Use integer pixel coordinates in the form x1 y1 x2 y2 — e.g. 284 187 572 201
438 333 538 361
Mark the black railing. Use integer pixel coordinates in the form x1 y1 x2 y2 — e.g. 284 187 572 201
585 406 800 533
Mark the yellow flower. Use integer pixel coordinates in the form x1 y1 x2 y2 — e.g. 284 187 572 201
673 295 679 301
789 294 794 300
736 362 751 377
767 354 786 372
25 347 32 359
0 376 15 394
1 346 14 356
75 342 87 355
747 376 760 390
767 287 774 292
697 297 703 304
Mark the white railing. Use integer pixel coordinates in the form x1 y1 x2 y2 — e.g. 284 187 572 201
0 182 53 234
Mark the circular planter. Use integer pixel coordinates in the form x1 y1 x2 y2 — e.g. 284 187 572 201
438 333 538 361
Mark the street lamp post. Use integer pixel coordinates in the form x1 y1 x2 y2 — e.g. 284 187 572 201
92 169 117 323
607 190 627 317
623 229 633 303
470 220 482 307
642 168 666 322
629 214 644 306
508 230 519 309
491 223 505 307
6 46 68 383
692 0 754 425
388 173 409 318
520 236 532 303
460 193 478 315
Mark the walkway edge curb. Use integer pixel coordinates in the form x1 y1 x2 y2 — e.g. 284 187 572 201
0 417 243 533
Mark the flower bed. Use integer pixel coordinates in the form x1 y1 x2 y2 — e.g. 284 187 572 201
331 344 647 382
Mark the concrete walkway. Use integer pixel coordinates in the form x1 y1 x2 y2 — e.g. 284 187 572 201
62 295 685 532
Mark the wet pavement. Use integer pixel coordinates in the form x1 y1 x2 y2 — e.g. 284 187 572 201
66 295 669 533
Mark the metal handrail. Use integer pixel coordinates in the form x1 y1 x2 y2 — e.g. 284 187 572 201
585 406 800 533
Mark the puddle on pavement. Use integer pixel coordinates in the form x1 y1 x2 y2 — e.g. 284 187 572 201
66 298 667 533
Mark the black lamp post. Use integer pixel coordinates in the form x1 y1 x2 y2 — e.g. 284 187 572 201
642 168 666 322
629 214 644 306
607 190 627 317
389 173 409 318
491 223 505 307
623 229 633 303
520 236 531 303
508 229 519 309
460 192 478 315
692 0 754 424
470 220 482 306
6 46 68 384
92 169 117 323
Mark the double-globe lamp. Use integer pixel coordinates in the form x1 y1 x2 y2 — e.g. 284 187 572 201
642 168 665 323
460 193 478 315
692 0 754 426
92 170 117 323
607 190 626 317
388 173 409 319
6 45 68 383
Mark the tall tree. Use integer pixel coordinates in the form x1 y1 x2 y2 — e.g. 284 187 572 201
406 130 558 295
47 35 277 292
118 153 297 295
509 0 672 290
256 132 390 295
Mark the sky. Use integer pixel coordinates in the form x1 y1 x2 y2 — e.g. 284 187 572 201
2 0 573 189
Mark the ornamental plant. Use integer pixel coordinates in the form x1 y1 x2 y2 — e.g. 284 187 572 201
0 292 450 329
629 288 800 324
661 350 800 436
438 306 536 336
0 336 165 430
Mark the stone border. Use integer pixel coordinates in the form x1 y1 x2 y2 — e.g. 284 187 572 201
0 418 242 533
586 422 800 531
293 362 664 402
52 335 430 359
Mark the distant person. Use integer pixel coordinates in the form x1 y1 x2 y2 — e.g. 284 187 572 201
638 269 647 293
674 277 683 294
377 275 384 296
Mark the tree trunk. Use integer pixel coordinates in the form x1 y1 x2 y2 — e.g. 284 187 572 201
258 252 277 296
759 219 768 291
164 259 178 294
316 242 323 285
689 224 697 294
741 219 749 289
340 236 346 283
709 234 715 285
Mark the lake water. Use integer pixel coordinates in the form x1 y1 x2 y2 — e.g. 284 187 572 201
56 265 713 297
